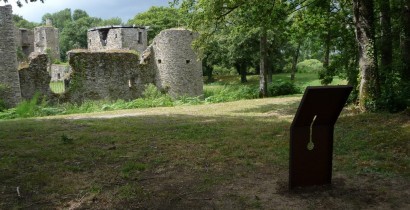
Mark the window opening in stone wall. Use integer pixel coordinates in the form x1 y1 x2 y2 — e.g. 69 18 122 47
128 79 132 88
22 46 30 56
57 73 61 80
98 29 110 46
158 59 162 64
115 34 117 38
138 32 142 44
186 60 190 64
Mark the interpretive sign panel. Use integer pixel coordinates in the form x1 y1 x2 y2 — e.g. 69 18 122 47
289 85 352 189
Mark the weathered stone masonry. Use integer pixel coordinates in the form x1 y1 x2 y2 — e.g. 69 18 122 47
15 27 34 59
87 26 148 55
19 53 52 100
151 29 203 98
50 64 72 81
67 50 155 103
34 24 60 61
0 5 22 107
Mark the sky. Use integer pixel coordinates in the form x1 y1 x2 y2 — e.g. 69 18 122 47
0 0 171 23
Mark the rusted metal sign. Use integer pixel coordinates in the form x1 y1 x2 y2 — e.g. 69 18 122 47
289 85 352 189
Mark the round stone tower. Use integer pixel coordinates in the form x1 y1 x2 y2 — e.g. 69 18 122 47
152 28 203 98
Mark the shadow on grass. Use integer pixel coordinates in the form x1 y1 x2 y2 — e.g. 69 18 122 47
0 112 408 209
235 100 300 117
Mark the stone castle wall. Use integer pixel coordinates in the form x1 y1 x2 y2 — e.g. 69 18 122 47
0 5 22 107
50 64 72 81
67 50 155 103
87 27 147 54
19 53 52 100
34 26 60 61
121 28 147 53
15 28 34 58
152 28 203 98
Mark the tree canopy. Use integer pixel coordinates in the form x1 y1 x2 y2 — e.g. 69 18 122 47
2 0 44 7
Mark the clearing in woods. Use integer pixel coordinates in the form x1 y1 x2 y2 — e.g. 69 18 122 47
0 96 409 209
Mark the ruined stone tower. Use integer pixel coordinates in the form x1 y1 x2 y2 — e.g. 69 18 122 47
34 20 60 61
0 5 22 107
15 27 34 58
87 25 148 54
152 28 203 98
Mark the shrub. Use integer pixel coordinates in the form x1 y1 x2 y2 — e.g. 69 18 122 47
297 59 324 73
0 84 8 112
268 80 300 96
204 85 258 103
15 92 48 117
143 84 164 100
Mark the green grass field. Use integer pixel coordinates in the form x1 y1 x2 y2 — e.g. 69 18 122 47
0 96 408 209
49 81 65 94
1 73 408 208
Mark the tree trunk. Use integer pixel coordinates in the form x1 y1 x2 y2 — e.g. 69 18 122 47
205 65 214 83
267 59 273 84
323 30 331 73
402 0 410 81
240 63 248 83
259 30 269 98
203 57 214 83
255 64 260 75
291 42 301 81
353 0 381 111
379 0 392 85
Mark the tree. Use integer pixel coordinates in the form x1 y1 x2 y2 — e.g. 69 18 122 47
128 6 186 42
2 0 44 7
353 0 380 111
13 14 38 29
42 8 72 30
401 0 410 82
174 0 290 97
72 9 88 21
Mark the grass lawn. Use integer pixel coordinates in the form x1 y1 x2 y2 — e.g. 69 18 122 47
50 81 65 94
0 97 409 209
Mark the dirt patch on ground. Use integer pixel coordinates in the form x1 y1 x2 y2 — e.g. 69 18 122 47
70 164 409 209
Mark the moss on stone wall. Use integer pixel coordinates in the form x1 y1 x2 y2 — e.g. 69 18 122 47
18 53 52 100
66 50 154 103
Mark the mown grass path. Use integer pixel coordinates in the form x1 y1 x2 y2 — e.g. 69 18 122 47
1 97 409 209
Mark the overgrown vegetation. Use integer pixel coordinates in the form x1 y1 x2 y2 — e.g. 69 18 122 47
1 73 343 120
3 73 345 121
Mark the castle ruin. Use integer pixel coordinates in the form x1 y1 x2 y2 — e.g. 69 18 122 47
0 5 22 107
1 5 203 107
87 25 148 54
15 27 34 59
34 20 60 61
151 28 203 98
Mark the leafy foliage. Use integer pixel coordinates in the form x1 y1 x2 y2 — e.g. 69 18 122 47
268 80 300 96
128 6 186 42
12 14 39 29
296 59 324 73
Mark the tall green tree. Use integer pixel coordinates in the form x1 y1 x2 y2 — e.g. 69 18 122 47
401 0 410 82
353 0 380 111
175 0 289 97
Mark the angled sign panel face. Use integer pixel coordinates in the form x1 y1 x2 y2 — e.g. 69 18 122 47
289 85 352 189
